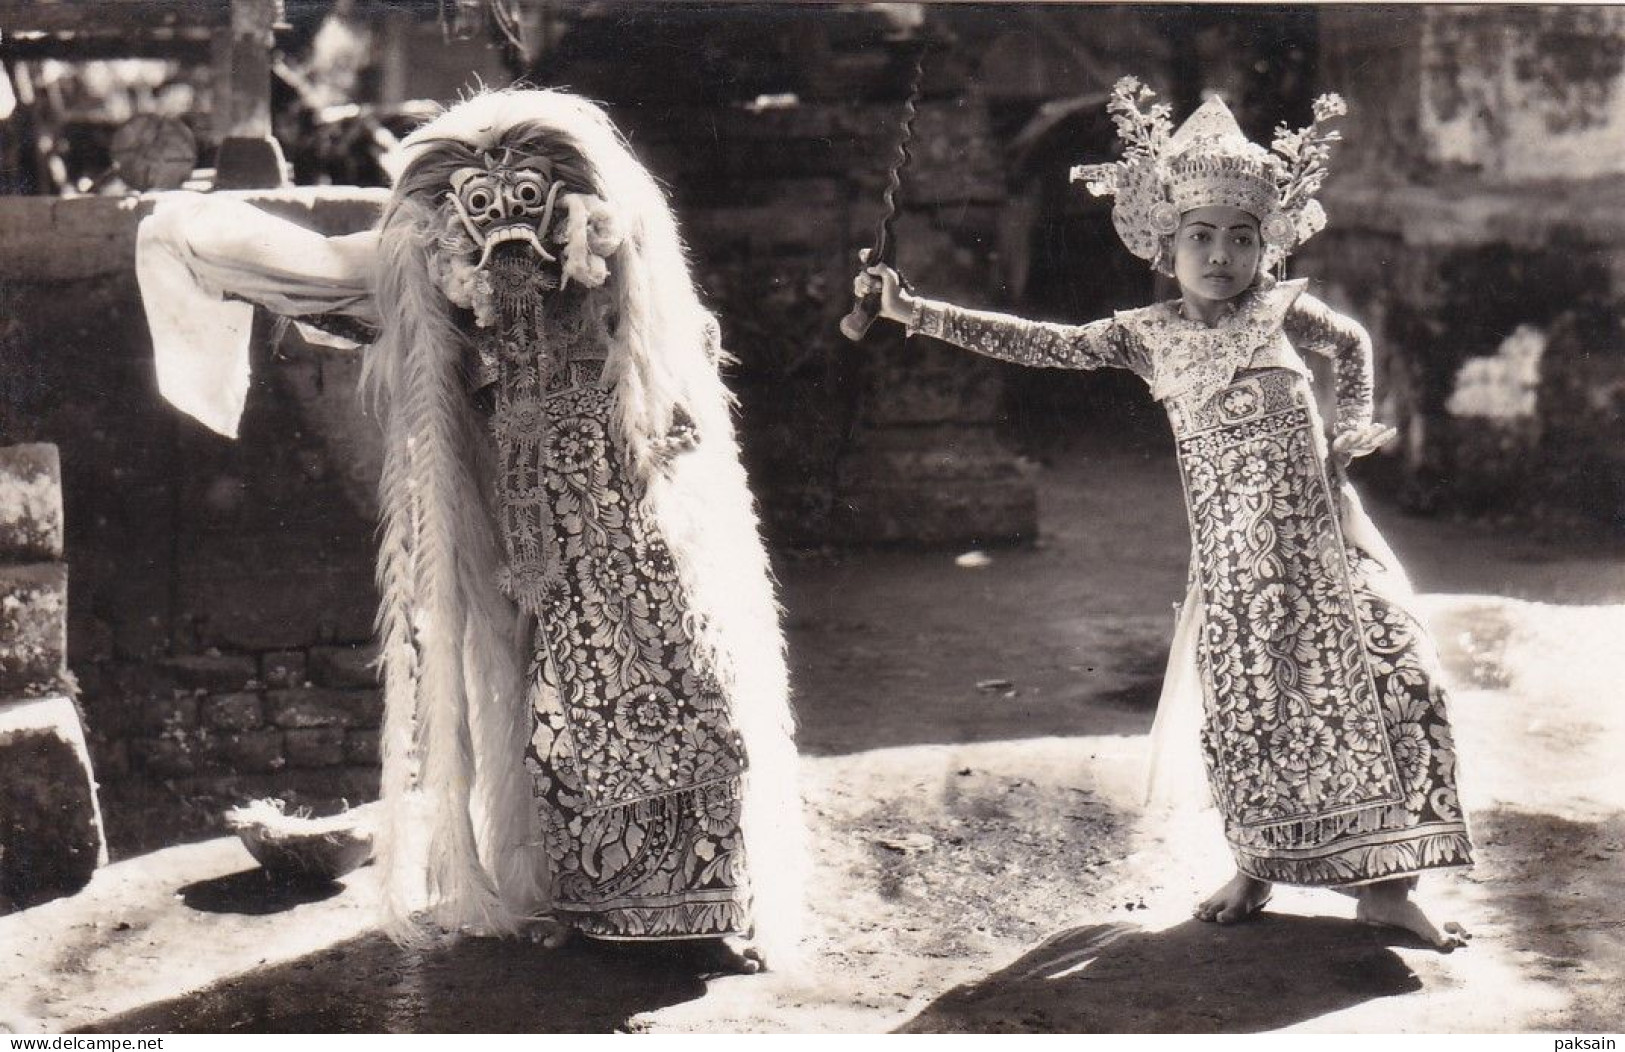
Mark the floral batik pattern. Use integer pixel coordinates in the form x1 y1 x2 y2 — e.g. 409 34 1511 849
903 288 1473 886
478 299 751 939
507 379 746 811
527 655 750 940
1174 370 1472 885
909 299 1148 373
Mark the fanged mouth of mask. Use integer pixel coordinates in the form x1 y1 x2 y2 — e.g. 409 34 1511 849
475 223 553 272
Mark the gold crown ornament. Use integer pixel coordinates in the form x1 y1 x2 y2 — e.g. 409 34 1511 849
1072 78 1346 274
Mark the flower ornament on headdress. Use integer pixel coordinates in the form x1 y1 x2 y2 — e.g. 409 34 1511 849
1071 77 1346 273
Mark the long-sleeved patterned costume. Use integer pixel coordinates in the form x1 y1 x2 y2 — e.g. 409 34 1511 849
136 90 805 957
913 279 1473 886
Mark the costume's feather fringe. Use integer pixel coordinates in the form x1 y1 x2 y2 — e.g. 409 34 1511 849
649 394 808 968
365 200 528 939
372 395 430 943
458 424 546 920
366 88 805 961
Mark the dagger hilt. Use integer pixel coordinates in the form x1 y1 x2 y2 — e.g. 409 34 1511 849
842 45 926 342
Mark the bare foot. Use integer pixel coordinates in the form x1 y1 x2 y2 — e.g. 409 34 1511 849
523 916 575 950
1355 879 1470 951
702 935 766 974
1194 871 1274 924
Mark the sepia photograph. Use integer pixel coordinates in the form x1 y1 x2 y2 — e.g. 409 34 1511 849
0 0 1621 1036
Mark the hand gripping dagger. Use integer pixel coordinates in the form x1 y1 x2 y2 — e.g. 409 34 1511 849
840 45 927 342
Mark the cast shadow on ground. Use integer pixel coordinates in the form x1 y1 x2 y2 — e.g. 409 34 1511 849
83 933 717 1033
1468 808 1625 1033
178 868 347 915
900 915 1425 1033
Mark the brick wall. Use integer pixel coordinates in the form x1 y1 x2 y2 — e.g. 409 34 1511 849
0 189 388 853
100 645 381 848
8 4 1623 856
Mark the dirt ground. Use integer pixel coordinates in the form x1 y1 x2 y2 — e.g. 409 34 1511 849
3 438 1623 1034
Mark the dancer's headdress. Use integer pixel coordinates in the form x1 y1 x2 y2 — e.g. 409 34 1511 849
1071 77 1346 273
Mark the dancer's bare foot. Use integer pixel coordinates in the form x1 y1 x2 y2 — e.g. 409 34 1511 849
523 916 576 949
1355 879 1469 951
702 935 766 974
1194 871 1274 924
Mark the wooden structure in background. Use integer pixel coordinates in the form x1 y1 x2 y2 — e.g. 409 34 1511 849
0 0 286 186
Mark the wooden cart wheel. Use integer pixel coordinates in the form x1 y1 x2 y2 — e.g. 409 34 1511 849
110 114 197 191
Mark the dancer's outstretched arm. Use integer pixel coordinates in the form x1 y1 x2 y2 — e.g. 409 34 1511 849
853 261 1147 374
137 192 381 436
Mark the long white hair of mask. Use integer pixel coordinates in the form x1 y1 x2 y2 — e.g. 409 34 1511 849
358 88 804 963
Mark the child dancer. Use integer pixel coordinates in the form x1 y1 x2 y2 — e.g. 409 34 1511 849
855 79 1471 949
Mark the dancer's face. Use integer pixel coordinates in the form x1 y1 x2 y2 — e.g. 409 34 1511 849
1172 206 1261 309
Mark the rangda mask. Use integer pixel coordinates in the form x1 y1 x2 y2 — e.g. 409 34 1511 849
424 145 626 326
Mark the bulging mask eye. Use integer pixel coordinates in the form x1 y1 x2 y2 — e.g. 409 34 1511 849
505 171 550 214
458 175 504 222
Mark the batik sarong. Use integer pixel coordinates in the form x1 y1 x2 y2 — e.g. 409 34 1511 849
1170 369 1473 885
483 315 752 940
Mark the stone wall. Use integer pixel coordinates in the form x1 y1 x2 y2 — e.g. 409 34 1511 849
0 189 387 852
531 4 1293 542
0 443 107 910
1309 7 1625 524
537 6 1062 546
98 645 381 850
7 4 1623 855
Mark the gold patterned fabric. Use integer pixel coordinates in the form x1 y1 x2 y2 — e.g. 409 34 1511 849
1175 372 1405 827
478 296 751 939
912 286 1473 886
911 280 1375 434
1120 280 1306 402
1172 371 1471 884
528 659 751 940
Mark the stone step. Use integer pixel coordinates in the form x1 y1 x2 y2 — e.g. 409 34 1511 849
0 444 63 562
0 694 108 913
0 563 68 698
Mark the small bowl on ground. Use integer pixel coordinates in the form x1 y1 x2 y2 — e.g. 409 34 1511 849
224 799 375 883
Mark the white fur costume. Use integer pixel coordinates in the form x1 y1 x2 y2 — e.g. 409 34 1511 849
138 90 804 962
